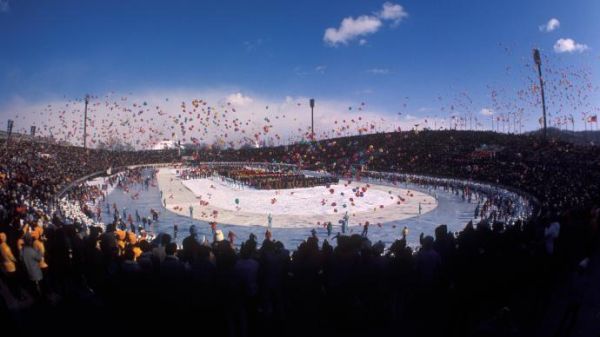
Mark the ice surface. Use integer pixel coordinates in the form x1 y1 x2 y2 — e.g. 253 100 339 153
158 168 437 228
86 168 480 249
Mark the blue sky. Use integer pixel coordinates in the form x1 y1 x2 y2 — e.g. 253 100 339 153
0 0 598 145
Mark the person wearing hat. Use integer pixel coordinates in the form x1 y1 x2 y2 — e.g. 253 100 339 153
214 229 225 243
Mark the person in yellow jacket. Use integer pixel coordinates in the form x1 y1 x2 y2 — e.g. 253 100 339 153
0 232 16 273
126 231 142 260
1 232 23 300
30 227 48 269
115 228 126 255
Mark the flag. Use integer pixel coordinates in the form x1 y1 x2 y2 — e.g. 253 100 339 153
588 115 598 123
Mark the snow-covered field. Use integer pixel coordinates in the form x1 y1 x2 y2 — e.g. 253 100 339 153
158 168 437 228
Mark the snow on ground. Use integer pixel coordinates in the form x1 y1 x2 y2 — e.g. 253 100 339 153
157 168 437 228
183 178 400 215
97 167 479 248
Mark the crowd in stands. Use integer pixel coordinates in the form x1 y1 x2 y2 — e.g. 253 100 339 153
1 131 599 336
201 130 600 213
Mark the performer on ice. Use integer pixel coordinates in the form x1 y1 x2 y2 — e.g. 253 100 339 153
341 211 350 234
267 213 273 230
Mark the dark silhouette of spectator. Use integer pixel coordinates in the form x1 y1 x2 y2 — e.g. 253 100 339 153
182 225 201 263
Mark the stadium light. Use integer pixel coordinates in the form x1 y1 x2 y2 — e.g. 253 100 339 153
6 119 13 148
532 49 547 139
83 95 90 149
7 119 13 136
310 98 315 141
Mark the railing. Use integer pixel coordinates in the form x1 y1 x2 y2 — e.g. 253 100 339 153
357 170 540 220
188 161 300 171
54 162 182 200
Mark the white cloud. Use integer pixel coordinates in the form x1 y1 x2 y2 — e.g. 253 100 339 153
315 65 327 74
324 2 408 46
324 15 382 46
378 2 408 24
539 18 560 32
359 39 368 46
480 108 494 116
553 38 589 53
366 68 390 75
226 92 254 106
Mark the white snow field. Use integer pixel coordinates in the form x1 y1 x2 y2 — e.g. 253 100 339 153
157 168 437 228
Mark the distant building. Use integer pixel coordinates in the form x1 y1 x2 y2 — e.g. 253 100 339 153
152 140 182 150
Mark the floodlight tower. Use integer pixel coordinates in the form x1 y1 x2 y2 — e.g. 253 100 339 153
6 119 13 149
83 95 90 149
310 98 315 140
532 49 548 139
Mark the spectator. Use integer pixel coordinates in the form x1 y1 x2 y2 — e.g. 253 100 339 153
182 225 201 263
20 235 43 298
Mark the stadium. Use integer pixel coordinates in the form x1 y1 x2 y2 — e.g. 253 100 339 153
2 129 599 337
1 1 600 337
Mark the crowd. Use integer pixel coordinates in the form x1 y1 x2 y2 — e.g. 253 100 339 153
200 130 600 213
220 168 339 190
0 131 599 337
177 165 339 189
